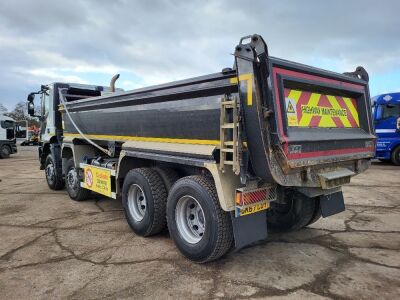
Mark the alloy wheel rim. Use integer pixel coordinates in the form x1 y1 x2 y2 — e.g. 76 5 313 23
175 195 205 244
127 184 147 222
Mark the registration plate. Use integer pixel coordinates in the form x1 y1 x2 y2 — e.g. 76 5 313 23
235 201 269 217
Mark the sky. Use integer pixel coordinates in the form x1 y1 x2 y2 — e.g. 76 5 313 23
0 0 399 110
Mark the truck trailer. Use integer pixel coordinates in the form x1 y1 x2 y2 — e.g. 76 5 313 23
27 34 375 263
0 114 17 158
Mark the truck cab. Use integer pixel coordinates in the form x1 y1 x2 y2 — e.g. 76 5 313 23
27 82 117 188
372 93 400 165
0 114 17 158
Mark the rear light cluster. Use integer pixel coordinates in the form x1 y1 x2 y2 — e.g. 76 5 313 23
235 186 276 206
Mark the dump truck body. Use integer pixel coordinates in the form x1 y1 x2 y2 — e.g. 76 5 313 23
28 34 375 262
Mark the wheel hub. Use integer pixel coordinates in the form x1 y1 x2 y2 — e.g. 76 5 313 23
67 169 78 191
46 163 55 183
127 184 147 222
176 195 205 244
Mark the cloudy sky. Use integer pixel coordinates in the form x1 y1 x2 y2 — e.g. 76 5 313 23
0 0 399 110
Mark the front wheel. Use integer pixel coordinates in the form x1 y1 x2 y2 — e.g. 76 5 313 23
0 145 11 158
44 154 65 190
65 158 90 201
167 176 233 263
391 146 400 165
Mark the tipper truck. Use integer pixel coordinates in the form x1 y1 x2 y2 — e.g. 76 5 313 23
0 114 17 158
27 34 375 263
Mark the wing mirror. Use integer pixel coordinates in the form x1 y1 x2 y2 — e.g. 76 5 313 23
27 101 35 116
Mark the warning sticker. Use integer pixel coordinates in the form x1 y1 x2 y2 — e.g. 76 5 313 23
285 97 299 126
83 165 112 197
284 89 360 128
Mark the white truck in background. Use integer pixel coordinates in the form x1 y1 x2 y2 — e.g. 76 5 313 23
0 114 17 158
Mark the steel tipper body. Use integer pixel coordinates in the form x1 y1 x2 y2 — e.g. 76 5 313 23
0 114 17 158
372 93 400 165
30 34 375 263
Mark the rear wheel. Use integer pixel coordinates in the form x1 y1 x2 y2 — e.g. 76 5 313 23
122 168 167 236
267 190 316 231
65 158 90 201
44 154 65 190
391 146 400 165
306 198 322 226
152 166 179 192
0 145 10 158
167 175 233 263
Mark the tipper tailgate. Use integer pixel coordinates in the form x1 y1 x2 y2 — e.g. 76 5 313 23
271 59 375 168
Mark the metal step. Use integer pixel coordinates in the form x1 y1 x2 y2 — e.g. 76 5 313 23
221 148 234 153
221 123 236 129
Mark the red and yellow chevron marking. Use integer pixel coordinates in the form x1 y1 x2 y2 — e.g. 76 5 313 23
284 88 360 128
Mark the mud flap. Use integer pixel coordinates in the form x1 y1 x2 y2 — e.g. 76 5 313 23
319 191 345 217
231 211 267 249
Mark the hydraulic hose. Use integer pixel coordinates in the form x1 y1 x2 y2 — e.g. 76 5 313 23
58 88 112 157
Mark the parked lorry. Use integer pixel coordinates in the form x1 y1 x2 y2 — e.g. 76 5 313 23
372 93 400 165
0 114 17 158
27 34 375 262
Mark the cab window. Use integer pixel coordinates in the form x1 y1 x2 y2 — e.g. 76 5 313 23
41 91 50 117
381 104 400 119
1 120 14 129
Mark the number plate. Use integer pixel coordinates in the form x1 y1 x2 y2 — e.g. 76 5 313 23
235 201 269 217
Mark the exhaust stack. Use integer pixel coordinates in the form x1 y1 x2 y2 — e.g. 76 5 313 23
110 74 120 92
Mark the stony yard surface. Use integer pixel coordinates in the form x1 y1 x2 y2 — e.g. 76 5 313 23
0 146 399 299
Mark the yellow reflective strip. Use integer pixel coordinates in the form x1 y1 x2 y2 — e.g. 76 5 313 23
230 73 253 106
326 95 351 128
298 93 321 126
343 97 360 126
63 133 220 146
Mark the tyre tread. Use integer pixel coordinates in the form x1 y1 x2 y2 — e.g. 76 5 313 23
169 175 233 263
45 154 65 190
127 168 167 236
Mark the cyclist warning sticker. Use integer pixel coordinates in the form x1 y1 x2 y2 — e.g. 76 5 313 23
285 97 299 126
83 165 112 197
85 169 93 187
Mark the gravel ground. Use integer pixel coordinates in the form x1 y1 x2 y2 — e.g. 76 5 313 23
0 146 399 299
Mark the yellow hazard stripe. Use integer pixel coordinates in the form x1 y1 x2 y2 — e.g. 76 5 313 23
343 97 360 126
326 95 351 127
63 133 220 146
230 73 253 106
298 93 321 127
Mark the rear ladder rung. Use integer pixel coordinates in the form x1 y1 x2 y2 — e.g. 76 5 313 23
221 123 236 129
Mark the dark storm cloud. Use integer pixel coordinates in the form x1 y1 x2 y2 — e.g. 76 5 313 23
0 0 399 109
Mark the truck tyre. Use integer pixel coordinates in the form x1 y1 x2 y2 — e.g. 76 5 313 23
122 168 167 236
167 175 233 263
65 158 90 201
0 145 10 158
45 154 65 190
152 166 180 192
306 198 322 226
267 190 316 231
391 146 400 165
